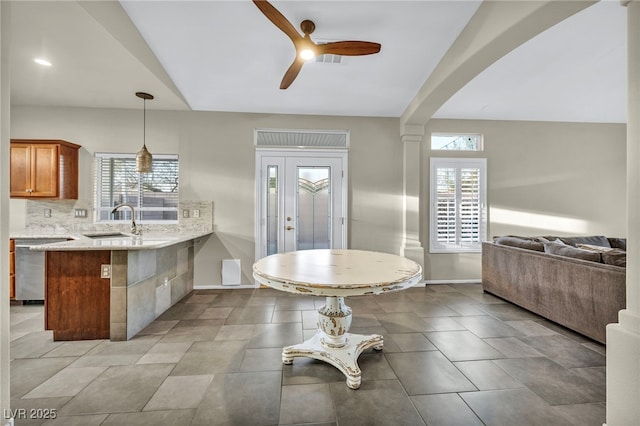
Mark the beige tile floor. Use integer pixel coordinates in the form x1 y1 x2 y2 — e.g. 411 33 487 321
9 284 606 425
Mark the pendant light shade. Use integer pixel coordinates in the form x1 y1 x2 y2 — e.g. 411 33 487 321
135 92 154 173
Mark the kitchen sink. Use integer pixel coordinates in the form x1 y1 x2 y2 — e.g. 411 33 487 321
82 232 130 239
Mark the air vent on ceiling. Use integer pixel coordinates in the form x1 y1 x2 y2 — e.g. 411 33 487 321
316 53 342 64
255 129 349 148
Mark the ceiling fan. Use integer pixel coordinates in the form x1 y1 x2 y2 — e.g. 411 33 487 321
252 0 382 89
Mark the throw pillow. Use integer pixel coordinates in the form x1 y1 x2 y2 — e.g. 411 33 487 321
576 243 615 253
495 236 544 252
559 235 611 248
602 249 627 267
543 242 602 262
608 238 627 251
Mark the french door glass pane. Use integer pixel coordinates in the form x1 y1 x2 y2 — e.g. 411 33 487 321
267 166 278 256
296 167 330 250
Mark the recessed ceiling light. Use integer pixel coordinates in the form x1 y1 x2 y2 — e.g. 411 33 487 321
34 58 52 67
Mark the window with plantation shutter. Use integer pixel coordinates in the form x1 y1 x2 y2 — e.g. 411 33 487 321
95 153 179 223
430 158 486 253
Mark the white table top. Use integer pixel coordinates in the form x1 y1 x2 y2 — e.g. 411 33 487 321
253 249 422 297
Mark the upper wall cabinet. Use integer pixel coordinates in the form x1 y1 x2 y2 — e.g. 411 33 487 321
10 139 81 199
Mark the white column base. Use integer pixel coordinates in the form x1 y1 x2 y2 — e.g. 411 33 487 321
606 310 640 426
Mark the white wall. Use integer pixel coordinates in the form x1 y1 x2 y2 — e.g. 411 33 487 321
10 106 404 285
424 119 627 281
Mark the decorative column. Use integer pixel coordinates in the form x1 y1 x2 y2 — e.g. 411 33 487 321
607 1 640 425
399 124 425 270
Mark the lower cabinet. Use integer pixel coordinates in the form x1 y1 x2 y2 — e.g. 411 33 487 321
45 251 111 340
9 239 15 300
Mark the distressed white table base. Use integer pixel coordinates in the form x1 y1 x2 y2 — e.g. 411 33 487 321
283 331 383 389
252 250 422 389
282 295 382 389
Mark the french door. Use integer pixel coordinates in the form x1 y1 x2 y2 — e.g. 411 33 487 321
256 149 347 260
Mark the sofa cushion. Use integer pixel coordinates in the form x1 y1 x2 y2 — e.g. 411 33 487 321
495 236 544 252
559 235 611 248
534 236 565 243
543 242 602 262
576 243 615 253
608 238 627 251
602 249 627 267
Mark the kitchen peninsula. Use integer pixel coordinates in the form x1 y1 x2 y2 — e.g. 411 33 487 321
32 231 212 341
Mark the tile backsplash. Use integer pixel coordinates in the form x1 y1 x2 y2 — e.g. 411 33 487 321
23 199 213 234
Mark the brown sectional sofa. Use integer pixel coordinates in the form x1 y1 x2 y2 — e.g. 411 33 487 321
482 235 626 344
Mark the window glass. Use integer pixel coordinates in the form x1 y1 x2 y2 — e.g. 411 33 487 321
431 133 483 151
95 153 179 223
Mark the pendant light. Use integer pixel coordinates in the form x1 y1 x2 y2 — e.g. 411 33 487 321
135 91 154 173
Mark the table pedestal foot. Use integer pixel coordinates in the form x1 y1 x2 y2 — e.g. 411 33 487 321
282 331 383 389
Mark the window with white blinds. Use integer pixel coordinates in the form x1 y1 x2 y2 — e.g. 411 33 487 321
94 153 179 223
430 157 487 253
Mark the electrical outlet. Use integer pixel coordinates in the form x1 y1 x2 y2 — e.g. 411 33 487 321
193 209 200 218
101 264 111 278
74 209 87 218
182 209 189 218
44 209 51 218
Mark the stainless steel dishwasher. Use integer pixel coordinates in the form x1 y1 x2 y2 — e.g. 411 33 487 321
14 238 67 301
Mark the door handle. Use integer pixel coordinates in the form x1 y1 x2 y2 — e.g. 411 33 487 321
286 226 294 231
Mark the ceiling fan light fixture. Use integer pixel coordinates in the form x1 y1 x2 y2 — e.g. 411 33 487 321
135 91 154 174
300 48 315 61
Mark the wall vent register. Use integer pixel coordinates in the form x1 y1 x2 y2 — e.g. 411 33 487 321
255 129 348 149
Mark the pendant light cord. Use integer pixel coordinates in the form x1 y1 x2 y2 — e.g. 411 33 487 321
143 98 147 148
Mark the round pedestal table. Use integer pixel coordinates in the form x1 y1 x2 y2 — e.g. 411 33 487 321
252 249 422 389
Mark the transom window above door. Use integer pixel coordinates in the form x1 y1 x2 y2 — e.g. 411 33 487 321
431 133 483 151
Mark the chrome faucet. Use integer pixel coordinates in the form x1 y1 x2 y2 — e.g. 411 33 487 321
111 203 142 236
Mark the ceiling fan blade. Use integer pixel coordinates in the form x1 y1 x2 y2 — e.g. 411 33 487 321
319 41 381 56
252 0 301 43
280 57 305 89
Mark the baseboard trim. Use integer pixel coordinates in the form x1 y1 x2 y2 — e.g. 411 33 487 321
425 279 481 285
194 284 257 290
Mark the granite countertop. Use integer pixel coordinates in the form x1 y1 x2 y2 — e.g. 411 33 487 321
22 230 213 251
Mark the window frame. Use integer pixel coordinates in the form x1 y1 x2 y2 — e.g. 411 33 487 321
94 152 180 224
429 157 487 253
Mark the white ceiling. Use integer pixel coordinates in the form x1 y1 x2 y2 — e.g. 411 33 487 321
8 1 627 123
433 0 627 123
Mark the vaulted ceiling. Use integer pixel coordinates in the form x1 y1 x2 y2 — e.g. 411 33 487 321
9 1 627 123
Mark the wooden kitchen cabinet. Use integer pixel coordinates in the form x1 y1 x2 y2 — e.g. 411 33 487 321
10 139 80 199
45 250 111 340
9 239 15 300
